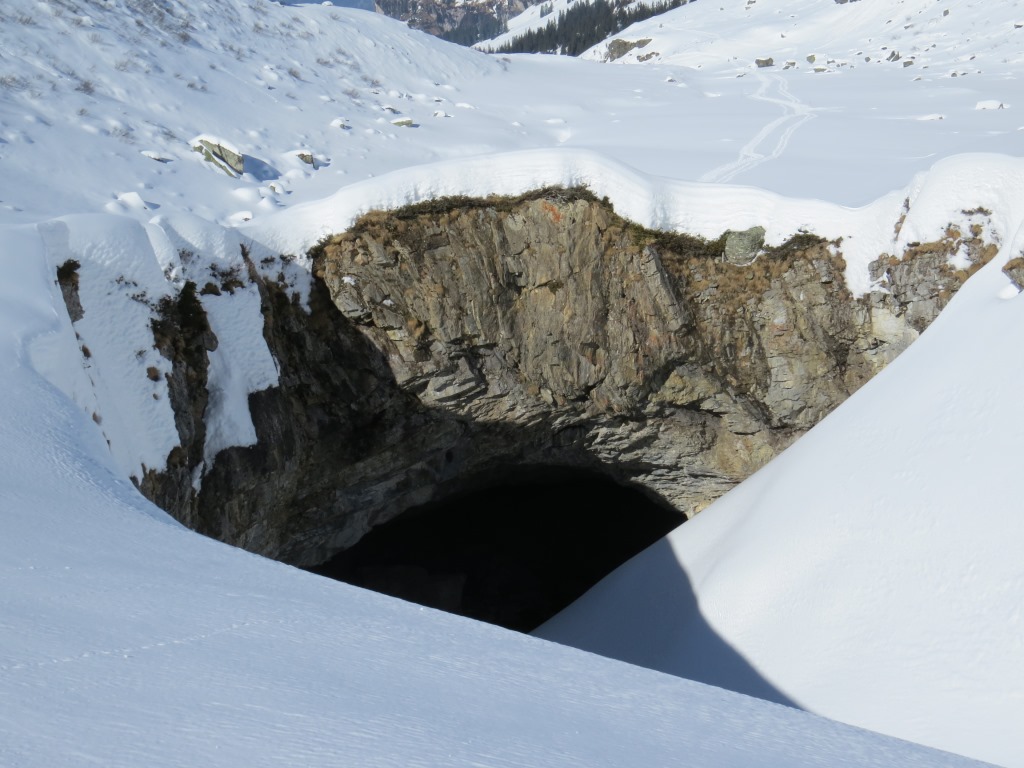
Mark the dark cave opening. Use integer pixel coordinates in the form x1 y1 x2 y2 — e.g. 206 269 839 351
308 467 684 633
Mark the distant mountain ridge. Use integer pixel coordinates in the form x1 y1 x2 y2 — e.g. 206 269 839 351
375 0 530 43
487 0 689 55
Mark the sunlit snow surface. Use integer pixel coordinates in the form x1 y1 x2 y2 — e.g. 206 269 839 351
1 0 1024 764
538 250 1024 767
0 301 986 766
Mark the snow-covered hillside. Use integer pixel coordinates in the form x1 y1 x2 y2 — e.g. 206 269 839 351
582 0 1024 73
529 0 1024 204
0 293 984 767
3 0 1024 765
2 0 1022 221
537 225 1024 767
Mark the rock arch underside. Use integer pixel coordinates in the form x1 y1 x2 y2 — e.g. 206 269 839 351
120 187 996 629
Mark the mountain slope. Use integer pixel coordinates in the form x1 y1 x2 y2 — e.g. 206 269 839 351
2 0 1024 765
581 0 1024 70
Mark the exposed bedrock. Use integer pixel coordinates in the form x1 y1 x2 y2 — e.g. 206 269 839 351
131 189 994 569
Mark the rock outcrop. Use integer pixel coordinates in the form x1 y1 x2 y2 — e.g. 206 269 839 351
376 0 528 42
605 38 653 61
191 138 245 177
80 189 996 568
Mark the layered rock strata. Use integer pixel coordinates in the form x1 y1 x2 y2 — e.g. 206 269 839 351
77 190 996 566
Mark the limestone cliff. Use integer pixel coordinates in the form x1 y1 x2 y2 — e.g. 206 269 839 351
109 189 995 566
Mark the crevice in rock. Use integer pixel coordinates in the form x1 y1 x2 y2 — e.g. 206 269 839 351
308 465 683 632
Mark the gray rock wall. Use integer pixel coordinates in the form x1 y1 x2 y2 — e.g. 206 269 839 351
121 189 996 566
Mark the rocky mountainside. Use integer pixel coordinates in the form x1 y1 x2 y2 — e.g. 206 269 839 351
61 188 995 569
376 0 530 43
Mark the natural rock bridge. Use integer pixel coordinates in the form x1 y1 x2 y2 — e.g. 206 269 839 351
95 188 994 629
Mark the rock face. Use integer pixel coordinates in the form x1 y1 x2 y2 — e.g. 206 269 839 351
138 282 217 519
191 138 245 177
1003 256 1024 290
605 38 652 61
56 259 84 323
117 189 996 568
376 0 528 42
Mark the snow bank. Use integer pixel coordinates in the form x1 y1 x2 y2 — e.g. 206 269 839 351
22 212 279 483
538 224 1024 766
151 214 280 469
30 215 179 480
247 148 1024 297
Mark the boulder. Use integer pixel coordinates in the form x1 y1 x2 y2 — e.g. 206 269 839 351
723 226 766 265
191 137 245 176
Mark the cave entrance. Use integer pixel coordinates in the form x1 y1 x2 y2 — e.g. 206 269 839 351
308 466 684 633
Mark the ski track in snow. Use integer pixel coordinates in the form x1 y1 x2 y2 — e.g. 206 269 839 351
700 72 819 184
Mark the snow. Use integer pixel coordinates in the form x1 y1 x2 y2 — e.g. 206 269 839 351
2 0 1024 764
31 214 179 480
246 149 1024 299
20 210 281 485
975 100 1010 110
200 285 279 463
538 249 1024 768
1 230 983 766
482 0 1024 205
0 374 986 767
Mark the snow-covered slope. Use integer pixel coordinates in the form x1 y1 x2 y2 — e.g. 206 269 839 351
481 0 1024 203
3 0 1024 765
0 0 495 226
537 228 1024 767
1 227 985 768
2 0 1021 220
583 0 1024 71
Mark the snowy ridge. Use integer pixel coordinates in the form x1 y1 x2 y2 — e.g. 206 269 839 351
26 147 1024 484
248 148 1024 297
